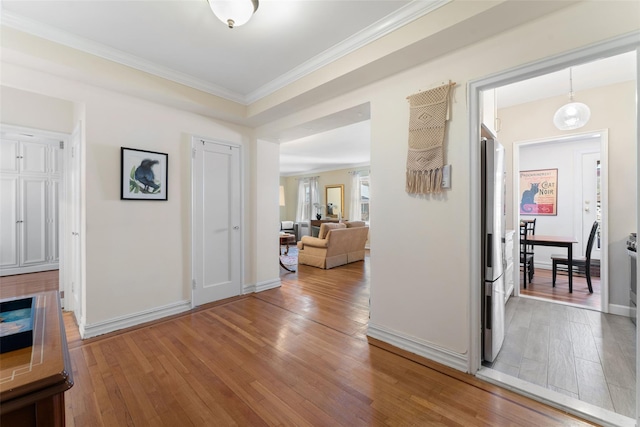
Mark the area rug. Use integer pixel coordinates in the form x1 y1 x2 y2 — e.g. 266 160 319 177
280 246 298 266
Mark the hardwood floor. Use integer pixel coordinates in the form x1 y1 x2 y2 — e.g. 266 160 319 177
0 269 59 299
519 267 601 309
3 266 598 426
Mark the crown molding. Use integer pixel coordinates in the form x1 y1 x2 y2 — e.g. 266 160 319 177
2 0 449 106
245 0 450 104
1 11 246 104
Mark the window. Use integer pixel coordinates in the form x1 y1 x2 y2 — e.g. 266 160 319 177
359 175 370 222
302 181 311 220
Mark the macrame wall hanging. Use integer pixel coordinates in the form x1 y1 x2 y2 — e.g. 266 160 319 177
406 81 455 194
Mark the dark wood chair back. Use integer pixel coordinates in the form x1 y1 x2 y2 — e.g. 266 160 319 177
584 221 599 262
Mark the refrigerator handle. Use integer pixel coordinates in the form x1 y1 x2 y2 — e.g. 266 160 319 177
486 234 492 267
486 295 492 329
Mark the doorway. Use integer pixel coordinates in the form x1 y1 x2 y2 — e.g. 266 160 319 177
469 36 639 425
0 125 73 305
512 131 608 312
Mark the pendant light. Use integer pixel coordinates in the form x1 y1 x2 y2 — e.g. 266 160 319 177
553 68 591 130
208 0 259 29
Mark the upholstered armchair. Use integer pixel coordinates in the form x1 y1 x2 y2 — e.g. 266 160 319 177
280 220 297 240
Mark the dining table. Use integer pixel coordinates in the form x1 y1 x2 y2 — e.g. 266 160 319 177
523 234 578 292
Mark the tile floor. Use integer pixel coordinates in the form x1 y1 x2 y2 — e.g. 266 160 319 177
490 296 636 418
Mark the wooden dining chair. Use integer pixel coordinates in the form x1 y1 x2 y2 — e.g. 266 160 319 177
520 218 536 285
551 221 598 293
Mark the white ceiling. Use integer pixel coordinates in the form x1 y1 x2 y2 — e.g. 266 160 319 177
1 1 636 176
1 0 434 104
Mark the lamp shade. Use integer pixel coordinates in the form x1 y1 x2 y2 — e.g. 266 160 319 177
208 0 259 28
553 102 591 130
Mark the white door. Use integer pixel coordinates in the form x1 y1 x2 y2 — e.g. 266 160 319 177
192 138 242 306
581 152 600 258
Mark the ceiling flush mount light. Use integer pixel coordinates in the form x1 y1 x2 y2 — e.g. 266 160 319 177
553 68 591 130
208 0 259 29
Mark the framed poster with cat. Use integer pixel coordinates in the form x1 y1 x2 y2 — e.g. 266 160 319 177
519 169 557 215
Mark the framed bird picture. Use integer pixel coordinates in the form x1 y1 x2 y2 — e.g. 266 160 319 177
121 147 168 201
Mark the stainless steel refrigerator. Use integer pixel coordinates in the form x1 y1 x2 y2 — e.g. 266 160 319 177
481 131 506 363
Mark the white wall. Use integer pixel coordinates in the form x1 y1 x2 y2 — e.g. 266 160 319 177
0 62 257 333
1 85 74 133
255 139 281 289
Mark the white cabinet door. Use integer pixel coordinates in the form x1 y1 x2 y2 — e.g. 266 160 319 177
50 145 63 175
0 176 19 268
1 139 19 173
20 176 48 266
21 141 48 174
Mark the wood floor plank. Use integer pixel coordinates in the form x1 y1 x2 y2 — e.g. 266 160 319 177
519 267 601 308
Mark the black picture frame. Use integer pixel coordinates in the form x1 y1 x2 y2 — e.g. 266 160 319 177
121 147 168 201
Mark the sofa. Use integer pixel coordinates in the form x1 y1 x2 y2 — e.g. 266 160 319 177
296 221 369 269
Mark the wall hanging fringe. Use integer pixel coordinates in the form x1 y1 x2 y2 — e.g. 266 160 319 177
405 81 455 195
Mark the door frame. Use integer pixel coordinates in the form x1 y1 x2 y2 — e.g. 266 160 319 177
468 32 639 424
190 135 245 308
511 130 609 316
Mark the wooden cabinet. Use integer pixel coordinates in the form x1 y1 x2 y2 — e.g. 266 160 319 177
0 138 61 275
504 229 515 303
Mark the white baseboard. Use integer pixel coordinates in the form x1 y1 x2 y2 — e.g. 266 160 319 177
367 323 467 372
608 303 632 318
253 278 281 293
80 299 191 339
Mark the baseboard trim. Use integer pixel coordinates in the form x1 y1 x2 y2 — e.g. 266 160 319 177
367 323 467 372
608 303 632 318
80 299 191 339
254 278 281 293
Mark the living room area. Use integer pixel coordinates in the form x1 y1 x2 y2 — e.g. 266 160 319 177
278 113 371 271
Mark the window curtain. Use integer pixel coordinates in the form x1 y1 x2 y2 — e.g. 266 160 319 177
349 171 362 221
295 179 306 222
309 177 320 218
295 177 320 222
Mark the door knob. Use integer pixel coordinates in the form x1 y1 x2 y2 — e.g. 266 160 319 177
233 226 240 230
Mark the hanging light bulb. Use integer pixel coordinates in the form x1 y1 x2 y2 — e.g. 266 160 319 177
553 68 591 130
208 0 259 29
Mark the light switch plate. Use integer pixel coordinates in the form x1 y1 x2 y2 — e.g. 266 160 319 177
441 164 451 188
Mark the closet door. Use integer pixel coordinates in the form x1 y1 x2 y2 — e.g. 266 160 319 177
0 176 19 268
20 176 48 266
